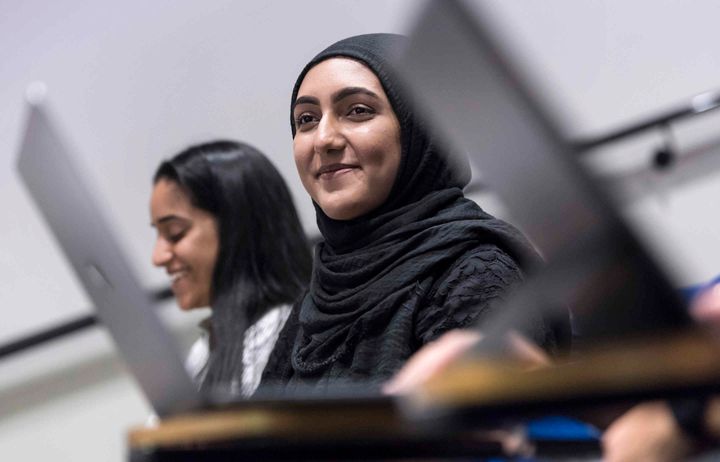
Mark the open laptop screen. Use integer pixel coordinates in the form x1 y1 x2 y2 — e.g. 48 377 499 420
396 0 691 341
16 99 202 417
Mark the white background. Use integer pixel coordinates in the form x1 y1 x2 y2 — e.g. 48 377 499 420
2 1 720 460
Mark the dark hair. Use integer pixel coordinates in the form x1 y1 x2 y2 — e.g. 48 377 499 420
154 140 312 392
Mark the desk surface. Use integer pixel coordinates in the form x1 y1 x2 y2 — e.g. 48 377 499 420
407 328 720 419
127 329 720 461
128 401 512 461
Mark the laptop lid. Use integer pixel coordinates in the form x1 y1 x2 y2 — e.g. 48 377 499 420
16 95 203 417
396 0 691 342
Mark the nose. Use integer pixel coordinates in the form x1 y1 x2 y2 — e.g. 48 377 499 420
152 238 172 267
314 115 345 155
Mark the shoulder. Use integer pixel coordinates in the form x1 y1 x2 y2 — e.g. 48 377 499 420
258 301 302 384
432 243 524 303
415 244 524 343
184 335 210 382
245 303 294 353
250 304 293 334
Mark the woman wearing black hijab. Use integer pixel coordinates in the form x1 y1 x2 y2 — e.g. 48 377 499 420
262 33 569 391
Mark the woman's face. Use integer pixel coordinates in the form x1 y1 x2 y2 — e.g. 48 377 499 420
292 58 402 220
150 179 219 310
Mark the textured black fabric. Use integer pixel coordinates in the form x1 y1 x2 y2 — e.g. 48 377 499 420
261 33 568 391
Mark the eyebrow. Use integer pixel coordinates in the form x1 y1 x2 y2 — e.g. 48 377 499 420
293 86 381 110
331 86 380 103
294 95 319 107
151 215 187 227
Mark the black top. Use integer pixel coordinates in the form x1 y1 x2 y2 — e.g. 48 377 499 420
261 34 569 392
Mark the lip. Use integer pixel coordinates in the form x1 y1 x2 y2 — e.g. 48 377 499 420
316 163 358 179
168 269 188 285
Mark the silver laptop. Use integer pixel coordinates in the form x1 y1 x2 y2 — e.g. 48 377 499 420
16 98 203 417
397 0 691 343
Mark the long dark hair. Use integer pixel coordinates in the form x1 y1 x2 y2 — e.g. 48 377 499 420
154 140 312 392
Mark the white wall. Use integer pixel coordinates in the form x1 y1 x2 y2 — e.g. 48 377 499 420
480 0 720 284
2 1 720 460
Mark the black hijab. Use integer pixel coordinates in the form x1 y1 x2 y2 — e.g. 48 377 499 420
276 33 549 383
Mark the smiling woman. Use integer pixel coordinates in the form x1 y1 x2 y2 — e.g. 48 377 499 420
292 58 402 221
151 179 219 310
150 140 312 396
260 34 570 393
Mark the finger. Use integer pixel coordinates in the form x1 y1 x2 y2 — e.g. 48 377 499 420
383 329 482 395
506 330 551 369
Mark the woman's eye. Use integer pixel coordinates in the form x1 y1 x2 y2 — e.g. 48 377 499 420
295 113 317 129
348 105 375 117
167 230 186 243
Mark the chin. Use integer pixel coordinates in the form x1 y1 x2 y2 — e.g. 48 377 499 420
320 203 366 221
317 194 370 221
324 210 358 221
176 296 200 311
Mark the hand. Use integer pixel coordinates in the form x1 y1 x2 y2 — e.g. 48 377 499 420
505 330 551 369
602 401 694 462
383 329 482 395
383 329 550 395
691 282 720 328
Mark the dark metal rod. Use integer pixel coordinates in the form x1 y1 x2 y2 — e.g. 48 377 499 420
574 90 720 151
0 286 173 360
0 314 98 359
